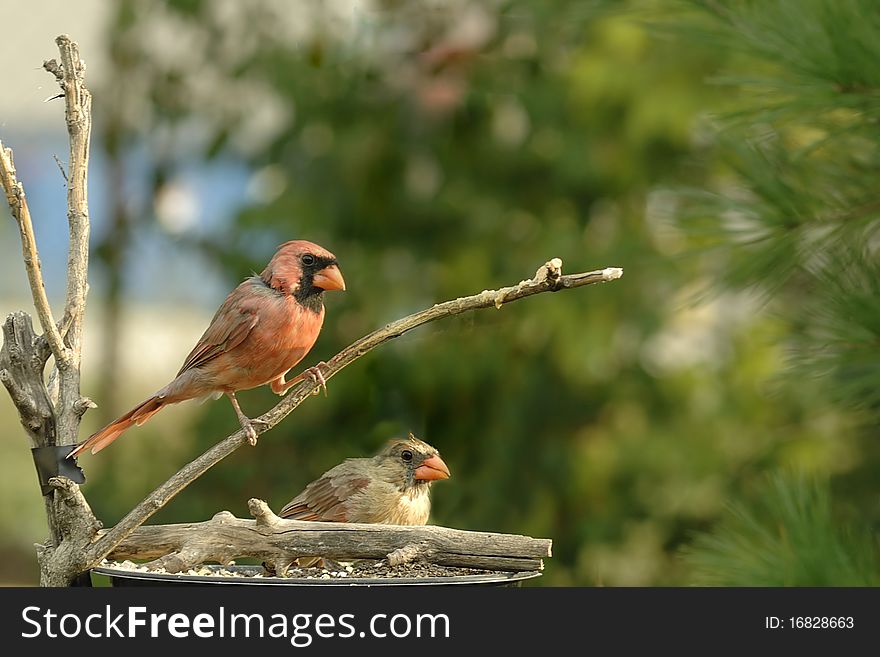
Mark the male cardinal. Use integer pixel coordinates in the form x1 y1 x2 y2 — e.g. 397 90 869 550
279 433 450 525
69 240 345 458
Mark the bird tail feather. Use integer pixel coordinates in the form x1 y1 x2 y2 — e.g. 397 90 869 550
68 395 166 458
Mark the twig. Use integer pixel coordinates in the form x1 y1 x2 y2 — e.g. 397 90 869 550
52 154 69 183
0 144 67 363
85 258 622 564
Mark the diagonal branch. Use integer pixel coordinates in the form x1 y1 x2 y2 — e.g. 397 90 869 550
85 257 622 564
0 144 67 364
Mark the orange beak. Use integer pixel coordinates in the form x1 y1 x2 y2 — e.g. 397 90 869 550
312 263 346 291
414 454 451 481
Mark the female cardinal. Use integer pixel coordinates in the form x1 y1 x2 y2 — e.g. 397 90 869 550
69 240 345 457
279 434 451 525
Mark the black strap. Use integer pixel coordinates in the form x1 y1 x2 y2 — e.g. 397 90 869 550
31 445 85 495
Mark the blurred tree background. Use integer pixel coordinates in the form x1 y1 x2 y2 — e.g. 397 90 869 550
1 0 878 585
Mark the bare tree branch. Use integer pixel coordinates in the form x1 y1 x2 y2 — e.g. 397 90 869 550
0 144 67 363
44 34 93 447
53 35 92 333
0 313 55 447
0 35 96 583
102 499 552 575
37 477 102 586
86 258 622 564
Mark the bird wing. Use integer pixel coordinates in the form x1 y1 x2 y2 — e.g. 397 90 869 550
176 283 261 375
279 466 370 522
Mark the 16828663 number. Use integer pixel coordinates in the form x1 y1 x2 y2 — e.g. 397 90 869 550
790 617 854 629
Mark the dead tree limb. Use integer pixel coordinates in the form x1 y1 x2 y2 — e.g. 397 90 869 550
47 35 93 449
0 150 65 361
0 35 93 447
103 499 552 575
0 36 94 579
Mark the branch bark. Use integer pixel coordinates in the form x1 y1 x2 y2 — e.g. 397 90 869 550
37 478 103 586
87 257 621 566
0 35 95 583
103 499 551 575
0 314 62 548
0 314 54 448
46 34 93 448
0 145 66 362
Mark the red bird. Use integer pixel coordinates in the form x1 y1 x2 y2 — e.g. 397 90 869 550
69 240 345 457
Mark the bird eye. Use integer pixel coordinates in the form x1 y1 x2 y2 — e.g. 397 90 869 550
301 254 316 266
401 450 413 462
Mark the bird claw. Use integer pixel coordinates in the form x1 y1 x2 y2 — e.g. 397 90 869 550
242 419 268 446
244 423 259 446
303 363 329 397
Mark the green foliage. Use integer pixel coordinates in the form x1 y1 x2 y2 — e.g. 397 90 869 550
672 0 880 583
684 0 880 124
671 1 880 420
674 0 880 295
683 473 879 586
787 244 880 417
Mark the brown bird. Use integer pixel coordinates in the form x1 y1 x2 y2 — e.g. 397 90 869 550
279 434 451 526
69 240 345 457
